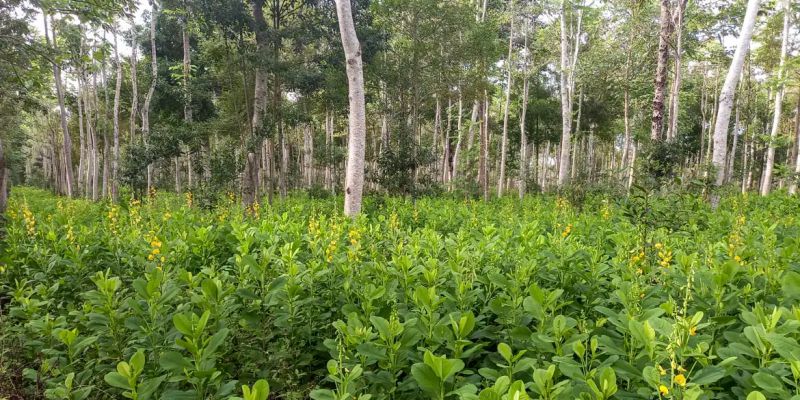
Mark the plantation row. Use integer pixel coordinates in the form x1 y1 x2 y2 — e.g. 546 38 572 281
1 188 800 400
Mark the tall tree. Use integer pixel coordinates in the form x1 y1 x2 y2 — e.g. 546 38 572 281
711 0 760 202
142 0 158 193
497 0 514 197
557 0 581 188
112 26 122 201
335 0 366 217
759 0 790 196
42 10 75 197
650 0 672 141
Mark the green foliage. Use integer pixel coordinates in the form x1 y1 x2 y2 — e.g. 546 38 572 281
2 188 800 399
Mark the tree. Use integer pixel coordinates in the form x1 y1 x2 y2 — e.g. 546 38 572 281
142 0 158 193
557 0 582 188
335 0 366 217
759 0 790 196
497 0 514 197
42 9 75 197
711 0 760 202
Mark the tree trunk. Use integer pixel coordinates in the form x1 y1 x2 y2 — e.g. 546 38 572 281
711 0 760 203
651 0 672 141
182 11 193 190
112 27 122 202
498 2 514 197
519 21 531 199
666 0 687 141
243 0 268 207
789 94 800 195
557 0 574 188
451 93 464 186
0 138 8 219
325 109 333 193
759 0 789 196
304 124 314 187
479 91 489 200
77 76 86 197
130 16 139 144
335 0 366 217
142 0 158 194
442 97 452 183
43 11 74 197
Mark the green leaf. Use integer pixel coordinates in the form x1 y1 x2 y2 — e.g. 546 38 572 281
691 365 726 385
753 372 786 395
782 271 800 299
412 363 442 396
159 351 192 373
746 391 767 400
173 313 193 337
497 343 513 363
205 328 230 356
104 372 131 390
138 376 166 400
130 350 146 375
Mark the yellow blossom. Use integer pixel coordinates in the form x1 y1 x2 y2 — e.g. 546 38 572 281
673 374 686 386
689 326 697 336
659 385 669 396
658 365 667 376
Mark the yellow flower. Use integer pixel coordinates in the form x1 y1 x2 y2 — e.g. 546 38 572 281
160 256 165 263
674 374 686 387
734 255 742 263
151 248 160 255
561 224 573 238
658 365 667 376
148 254 155 261
689 326 697 336
659 385 669 396
655 242 663 249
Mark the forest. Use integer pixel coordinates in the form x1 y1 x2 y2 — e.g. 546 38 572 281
1 0 800 398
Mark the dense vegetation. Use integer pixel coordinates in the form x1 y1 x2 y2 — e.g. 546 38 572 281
2 187 799 399
1 0 798 204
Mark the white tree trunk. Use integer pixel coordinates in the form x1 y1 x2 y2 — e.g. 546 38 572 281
112 27 122 202
130 16 139 144
760 0 789 196
498 1 514 197
518 21 530 199
142 0 158 193
43 11 74 197
711 0 760 196
335 0 366 217
789 95 800 195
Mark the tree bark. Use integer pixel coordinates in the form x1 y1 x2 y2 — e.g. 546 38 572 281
666 0 687 141
112 27 122 202
142 0 158 193
0 138 8 219
498 1 514 197
651 0 672 141
244 0 268 207
130 16 139 144
759 0 789 196
789 94 800 195
711 0 760 202
335 0 366 217
43 11 74 197
557 0 576 188
182 8 193 190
